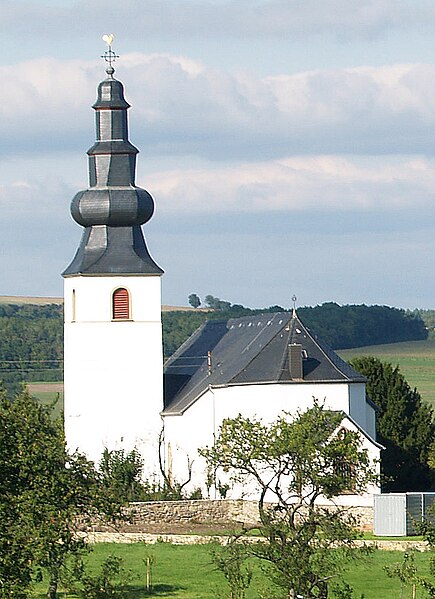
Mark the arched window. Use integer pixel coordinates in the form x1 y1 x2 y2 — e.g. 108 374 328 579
112 287 130 320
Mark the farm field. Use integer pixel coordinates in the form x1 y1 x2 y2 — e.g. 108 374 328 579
0 295 63 305
338 337 435 408
0 294 201 312
31 543 432 598
27 382 64 419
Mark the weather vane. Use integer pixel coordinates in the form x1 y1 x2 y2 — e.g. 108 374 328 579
101 34 119 76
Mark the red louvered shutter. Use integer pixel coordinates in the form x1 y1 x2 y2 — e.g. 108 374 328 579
113 288 130 320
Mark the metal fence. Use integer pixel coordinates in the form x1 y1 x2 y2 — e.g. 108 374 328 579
374 493 435 536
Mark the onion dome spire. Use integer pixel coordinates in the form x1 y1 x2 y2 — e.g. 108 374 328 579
63 38 163 276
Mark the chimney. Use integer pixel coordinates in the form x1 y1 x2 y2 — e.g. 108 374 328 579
289 343 303 379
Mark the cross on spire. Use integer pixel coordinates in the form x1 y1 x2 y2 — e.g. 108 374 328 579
101 34 119 77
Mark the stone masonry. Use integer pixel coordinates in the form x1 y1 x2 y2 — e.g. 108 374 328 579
82 499 374 533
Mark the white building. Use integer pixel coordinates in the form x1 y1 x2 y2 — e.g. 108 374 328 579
162 310 382 504
63 62 164 477
63 64 381 502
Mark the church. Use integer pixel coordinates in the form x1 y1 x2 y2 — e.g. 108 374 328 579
63 55 381 504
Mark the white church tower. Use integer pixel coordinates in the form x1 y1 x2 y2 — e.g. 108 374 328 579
63 47 164 474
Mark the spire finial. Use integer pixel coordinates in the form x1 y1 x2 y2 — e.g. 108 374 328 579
292 295 297 317
101 34 119 77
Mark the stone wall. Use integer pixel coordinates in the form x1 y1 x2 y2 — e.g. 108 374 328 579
128 499 261 528
343 506 374 532
84 500 374 533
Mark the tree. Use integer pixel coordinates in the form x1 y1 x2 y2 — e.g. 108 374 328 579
99 447 145 502
299 303 427 350
0 388 125 599
429 441 435 488
200 403 377 598
188 293 201 309
35 453 100 599
0 303 63 392
204 295 232 311
350 357 434 491
0 390 35 598
66 554 133 599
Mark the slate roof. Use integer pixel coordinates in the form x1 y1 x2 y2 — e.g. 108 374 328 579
63 225 163 276
63 72 163 277
163 311 366 415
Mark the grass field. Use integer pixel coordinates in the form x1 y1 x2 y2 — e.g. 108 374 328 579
31 543 432 598
27 382 64 419
338 337 435 409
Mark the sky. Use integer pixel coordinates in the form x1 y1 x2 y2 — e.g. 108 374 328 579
1 1 435 310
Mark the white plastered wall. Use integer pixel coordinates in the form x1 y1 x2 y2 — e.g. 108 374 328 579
163 380 379 503
163 390 215 490
64 275 163 476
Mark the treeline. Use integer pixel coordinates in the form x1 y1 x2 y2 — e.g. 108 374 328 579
298 302 427 349
0 299 429 388
163 298 428 356
0 304 63 393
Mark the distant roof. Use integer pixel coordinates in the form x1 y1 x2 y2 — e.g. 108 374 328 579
163 311 366 415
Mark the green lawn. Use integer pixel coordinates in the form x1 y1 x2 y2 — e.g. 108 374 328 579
338 337 435 408
32 543 433 598
35 392 63 419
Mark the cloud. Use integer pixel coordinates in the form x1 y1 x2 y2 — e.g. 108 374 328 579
2 54 435 161
2 53 435 219
3 150 435 222
0 58 100 153
1 139 433 308
144 154 435 214
0 178 66 217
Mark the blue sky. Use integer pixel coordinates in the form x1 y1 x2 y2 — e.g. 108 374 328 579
1 0 435 309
